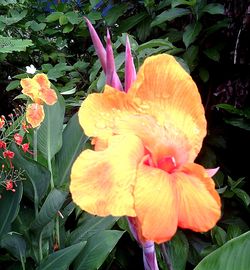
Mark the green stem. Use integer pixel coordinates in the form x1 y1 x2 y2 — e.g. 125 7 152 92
20 256 26 270
33 128 38 162
56 216 60 248
39 230 43 262
47 156 54 189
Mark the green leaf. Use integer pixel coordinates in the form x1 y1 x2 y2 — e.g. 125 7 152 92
11 144 50 203
211 226 227 246
73 230 124 270
0 234 26 262
65 11 81 25
59 14 68 26
46 12 63 23
54 113 89 187
0 10 27 25
30 188 68 231
117 12 147 33
165 230 189 270
137 38 174 52
70 213 118 244
233 188 250 207
6 80 20 91
63 24 74 33
171 0 196 8
36 242 86 270
151 8 190 27
194 231 250 270
105 3 128 25
0 36 33 53
37 94 65 161
203 48 220 61
183 22 202 48
202 3 225 15
227 225 242 241
199 67 209 82
183 45 199 71
0 183 23 239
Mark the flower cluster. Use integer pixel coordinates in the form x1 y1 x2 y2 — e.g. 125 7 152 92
0 108 31 192
20 73 58 128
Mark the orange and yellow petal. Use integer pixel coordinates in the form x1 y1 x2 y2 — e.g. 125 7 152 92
34 74 57 105
21 78 40 103
175 163 221 232
128 54 207 163
26 103 45 128
78 85 135 139
134 163 178 243
70 134 145 217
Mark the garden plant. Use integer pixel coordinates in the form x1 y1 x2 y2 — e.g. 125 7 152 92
0 0 249 270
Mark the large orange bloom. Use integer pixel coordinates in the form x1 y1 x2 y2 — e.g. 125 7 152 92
21 73 57 128
70 54 221 244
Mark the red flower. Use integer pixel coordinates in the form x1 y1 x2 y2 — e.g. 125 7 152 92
5 180 16 192
22 143 33 154
14 133 23 145
0 140 7 149
3 150 15 168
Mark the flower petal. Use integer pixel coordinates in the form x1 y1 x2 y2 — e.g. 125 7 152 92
21 78 40 103
70 134 145 217
134 163 178 243
34 74 57 105
129 54 207 162
26 103 45 128
78 85 134 139
176 163 221 232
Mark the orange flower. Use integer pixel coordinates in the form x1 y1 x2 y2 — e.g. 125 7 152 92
0 116 5 129
70 54 221 244
20 73 57 128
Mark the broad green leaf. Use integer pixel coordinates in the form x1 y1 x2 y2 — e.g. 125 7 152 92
37 94 65 161
70 213 118 244
11 144 50 203
117 12 147 33
54 113 89 187
171 0 196 8
73 230 124 270
183 22 202 48
36 242 86 270
227 224 242 241
0 10 27 25
183 45 199 71
105 3 128 25
6 80 20 91
194 231 250 270
0 36 33 53
46 12 63 23
65 11 81 25
199 67 209 82
59 14 68 25
0 183 23 238
0 234 26 262
165 231 189 270
151 8 190 27
202 3 224 15
137 38 174 52
30 188 68 231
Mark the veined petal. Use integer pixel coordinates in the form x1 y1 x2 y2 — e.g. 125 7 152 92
128 54 207 163
34 74 57 105
176 163 221 232
70 134 145 217
125 35 136 92
134 163 178 244
26 103 45 128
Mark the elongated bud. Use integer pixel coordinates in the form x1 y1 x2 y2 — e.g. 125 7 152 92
125 35 136 92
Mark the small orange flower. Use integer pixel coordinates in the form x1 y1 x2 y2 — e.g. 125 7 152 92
70 54 221 244
0 140 7 149
20 73 57 128
0 116 5 129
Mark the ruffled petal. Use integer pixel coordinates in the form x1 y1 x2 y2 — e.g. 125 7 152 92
176 163 221 232
34 74 57 105
70 134 145 217
78 85 134 138
21 78 40 103
128 54 207 163
26 103 45 128
134 163 178 243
